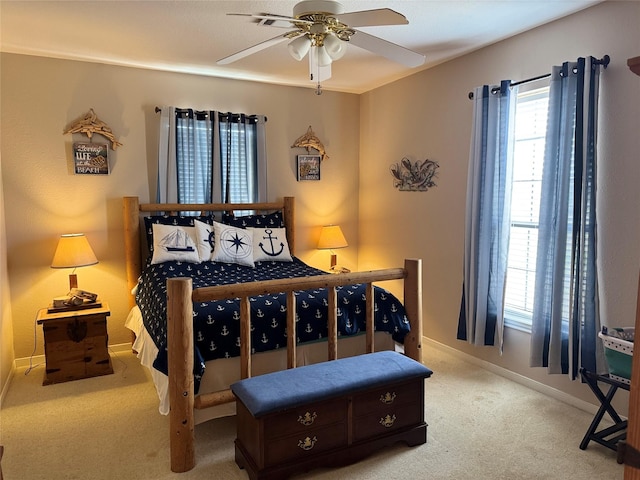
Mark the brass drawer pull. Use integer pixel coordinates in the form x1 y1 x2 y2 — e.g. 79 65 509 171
380 392 396 404
297 411 317 426
380 414 397 428
298 436 318 451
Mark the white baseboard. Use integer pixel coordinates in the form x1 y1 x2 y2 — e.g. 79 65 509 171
8 338 600 417
423 336 601 416
0 365 15 408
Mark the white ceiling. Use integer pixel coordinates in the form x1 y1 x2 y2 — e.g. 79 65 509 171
0 0 602 94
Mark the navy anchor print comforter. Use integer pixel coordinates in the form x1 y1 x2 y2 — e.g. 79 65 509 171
135 257 411 389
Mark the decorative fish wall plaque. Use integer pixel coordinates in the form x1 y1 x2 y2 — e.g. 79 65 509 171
291 126 328 161
63 108 123 150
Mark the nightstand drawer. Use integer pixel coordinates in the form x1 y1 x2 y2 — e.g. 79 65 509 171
41 316 107 343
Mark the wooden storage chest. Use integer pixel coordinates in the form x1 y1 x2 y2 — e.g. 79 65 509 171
231 351 433 480
36 303 113 385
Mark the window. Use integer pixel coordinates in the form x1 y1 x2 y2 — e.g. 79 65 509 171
219 116 259 206
173 110 266 211
504 87 548 330
176 111 213 205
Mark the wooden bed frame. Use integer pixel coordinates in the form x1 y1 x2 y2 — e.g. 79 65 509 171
122 196 423 472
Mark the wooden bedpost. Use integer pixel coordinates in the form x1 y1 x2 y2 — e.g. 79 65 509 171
167 277 195 473
283 196 295 255
403 259 423 364
123 196 142 310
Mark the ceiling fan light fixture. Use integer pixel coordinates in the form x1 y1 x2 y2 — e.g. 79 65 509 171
288 35 312 61
315 45 333 67
323 32 346 60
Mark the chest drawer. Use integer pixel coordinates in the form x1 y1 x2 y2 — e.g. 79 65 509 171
263 397 347 439
353 399 423 442
265 422 348 466
353 379 423 417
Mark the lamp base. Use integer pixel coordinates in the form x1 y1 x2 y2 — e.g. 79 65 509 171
69 273 78 290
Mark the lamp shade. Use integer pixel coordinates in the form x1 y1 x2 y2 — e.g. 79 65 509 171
317 225 348 250
51 233 98 268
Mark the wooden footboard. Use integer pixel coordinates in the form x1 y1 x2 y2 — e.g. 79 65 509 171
166 260 422 472
122 196 423 473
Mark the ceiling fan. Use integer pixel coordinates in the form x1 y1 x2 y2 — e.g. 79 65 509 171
217 0 425 93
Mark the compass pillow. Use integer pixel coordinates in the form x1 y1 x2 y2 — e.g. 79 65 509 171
248 227 293 262
150 224 200 265
194 219 216 261
211 222 254 267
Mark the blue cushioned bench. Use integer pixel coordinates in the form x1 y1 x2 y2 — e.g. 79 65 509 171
231 351 433 480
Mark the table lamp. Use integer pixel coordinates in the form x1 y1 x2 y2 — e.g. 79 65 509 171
317 225 349 272
51 233 98 290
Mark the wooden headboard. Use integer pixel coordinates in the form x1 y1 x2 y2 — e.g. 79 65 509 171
122 196 295 309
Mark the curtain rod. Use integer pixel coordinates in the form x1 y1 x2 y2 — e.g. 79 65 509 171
467 55 610 99
154 106 267 122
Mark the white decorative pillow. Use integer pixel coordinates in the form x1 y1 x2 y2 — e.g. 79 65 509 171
211 222 254 267
150 224 199 265
249 227 293 262
194 219 216 262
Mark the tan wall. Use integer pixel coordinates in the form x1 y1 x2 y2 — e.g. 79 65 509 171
358 1 640 409
2 1 639 413
1 148 16 396
0 55 361 359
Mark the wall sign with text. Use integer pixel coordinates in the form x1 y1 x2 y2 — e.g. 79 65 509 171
73 143 109 175
296 155 321 181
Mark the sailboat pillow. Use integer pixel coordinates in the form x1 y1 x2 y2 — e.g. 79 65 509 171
150 223 200 265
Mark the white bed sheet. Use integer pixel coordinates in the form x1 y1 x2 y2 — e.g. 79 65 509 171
125 306 400 424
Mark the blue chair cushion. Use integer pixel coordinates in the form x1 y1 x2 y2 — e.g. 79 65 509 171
231 351 433 417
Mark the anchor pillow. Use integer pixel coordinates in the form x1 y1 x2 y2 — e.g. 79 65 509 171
248 227 293 262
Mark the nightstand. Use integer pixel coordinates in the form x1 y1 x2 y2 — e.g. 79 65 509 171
36 302 113 385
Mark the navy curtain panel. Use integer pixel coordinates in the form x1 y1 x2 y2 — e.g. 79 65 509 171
529 57 607 379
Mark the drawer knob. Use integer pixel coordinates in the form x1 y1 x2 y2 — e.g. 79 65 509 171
297 411 317 426
380 392 396 404
379 414 397 428
298 436 318 451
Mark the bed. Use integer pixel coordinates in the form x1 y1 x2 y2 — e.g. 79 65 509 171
122 196 423 472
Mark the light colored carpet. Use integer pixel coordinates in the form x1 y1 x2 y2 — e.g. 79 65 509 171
1 346 623 479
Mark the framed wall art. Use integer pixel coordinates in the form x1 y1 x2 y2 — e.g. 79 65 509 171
73 142 110 175
297 154 321 181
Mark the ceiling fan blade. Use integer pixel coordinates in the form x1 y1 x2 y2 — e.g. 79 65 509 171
336 8 408 27
217 32 298 65
349 30 425 68
228 13 311 28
